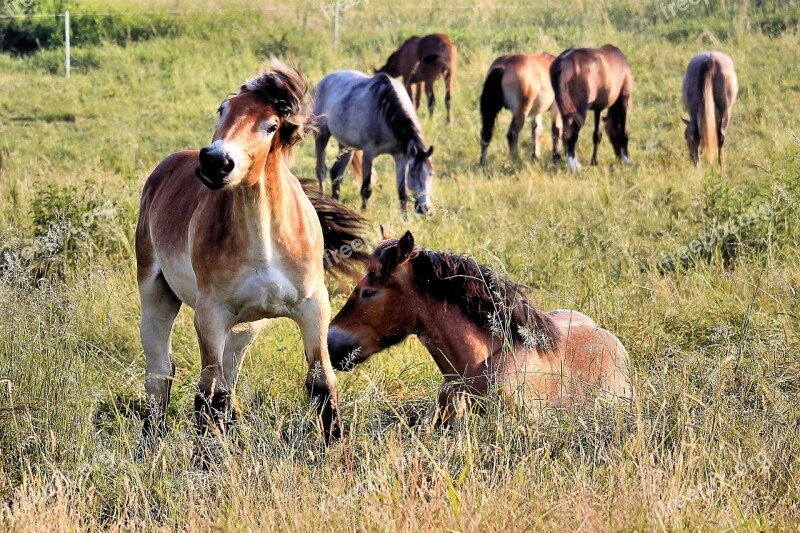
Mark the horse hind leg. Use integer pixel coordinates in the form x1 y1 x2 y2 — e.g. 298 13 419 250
591 110 602 166
444 68 452 123
531 113 544 160
551 104 563 160
506 108 527 162
140 271 181 443
330 145 355 200
425 78 435 117
221 319 267 420
718 107 732 166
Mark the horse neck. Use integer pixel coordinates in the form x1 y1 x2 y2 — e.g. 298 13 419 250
414 298 500 380
233 150 286 250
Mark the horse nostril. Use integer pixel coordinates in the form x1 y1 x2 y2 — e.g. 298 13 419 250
199 147 210 157
223 158 235 173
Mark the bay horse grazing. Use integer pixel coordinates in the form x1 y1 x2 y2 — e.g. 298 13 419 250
550 44 634 172
136 61 367 445
313 70 434 215
376 34 457 122
479 52 563 165
682 52 738 166
327 231 633 423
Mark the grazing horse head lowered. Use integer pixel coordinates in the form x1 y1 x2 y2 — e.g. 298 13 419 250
313 70 435 216
550 44 634 172
328 231 633 424
681 51 738 167
136 61 367 447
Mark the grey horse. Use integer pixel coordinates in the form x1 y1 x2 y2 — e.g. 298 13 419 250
313 70 434 214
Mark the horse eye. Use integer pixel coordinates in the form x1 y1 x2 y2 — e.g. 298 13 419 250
360 287 378 299
264 121 279 134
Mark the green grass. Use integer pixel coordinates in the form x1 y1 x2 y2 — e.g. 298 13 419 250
1 0 799 530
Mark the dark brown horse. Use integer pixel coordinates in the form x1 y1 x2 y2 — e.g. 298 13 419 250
550 44 634 172
480 52 563 165
136 61 366 445
682 51 738 166
327 231 632 423
376 33 457 122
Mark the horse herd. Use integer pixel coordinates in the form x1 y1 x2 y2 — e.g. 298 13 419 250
136 33 738 448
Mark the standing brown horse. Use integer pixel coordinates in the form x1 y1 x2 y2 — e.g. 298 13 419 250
480 52 563 165
550 44 634 172
327 231 632 423
682 51 738 166
376 33 457 122
136 61 366 444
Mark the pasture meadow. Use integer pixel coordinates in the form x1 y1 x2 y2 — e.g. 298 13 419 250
1 0 799 530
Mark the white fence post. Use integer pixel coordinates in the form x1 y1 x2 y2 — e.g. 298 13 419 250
333 0 340 52
64 10 70 78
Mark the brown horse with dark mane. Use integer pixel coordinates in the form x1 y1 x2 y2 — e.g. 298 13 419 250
327 231 632 423
480 52 563 165
682 51 738 166
376 33 457 122
136 61 366 445
550 44 634 172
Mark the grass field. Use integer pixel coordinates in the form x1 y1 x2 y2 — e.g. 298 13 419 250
1 0 799 530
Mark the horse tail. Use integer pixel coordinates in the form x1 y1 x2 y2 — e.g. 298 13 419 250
480 66 506 145
699 57 718 163
301 180 369 276
552 55 583 127
349 150 363 176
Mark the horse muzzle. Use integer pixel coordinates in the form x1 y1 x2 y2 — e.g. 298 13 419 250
328 326 366 371
414 198 432 215
196 146 235 190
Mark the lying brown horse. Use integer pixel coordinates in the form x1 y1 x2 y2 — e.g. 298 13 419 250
682 51 738 166
480 52 563 165
327 231 632 423
550 44 634 172
376 33 457 122
136 61 366 444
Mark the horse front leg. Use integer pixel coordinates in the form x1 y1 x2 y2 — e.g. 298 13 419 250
194 299 235 437
394 154 409 216
294 287 341 444
359 152 374 211
315 126 331 195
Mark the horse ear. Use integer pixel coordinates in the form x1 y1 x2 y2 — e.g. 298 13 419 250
426 145 434 158
380 224 392 240
681 116 690 125
397 231 415 263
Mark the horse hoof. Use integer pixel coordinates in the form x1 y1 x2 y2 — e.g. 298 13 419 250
622 155 632 165
567 156 581 173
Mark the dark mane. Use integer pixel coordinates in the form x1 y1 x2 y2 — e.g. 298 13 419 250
243 61 314 147
373 242 561 351
371 73 424 148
